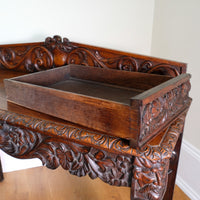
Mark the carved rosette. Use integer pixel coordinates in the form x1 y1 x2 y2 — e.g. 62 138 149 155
140 81 191 142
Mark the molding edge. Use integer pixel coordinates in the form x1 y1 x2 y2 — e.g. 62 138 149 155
176 176 200 200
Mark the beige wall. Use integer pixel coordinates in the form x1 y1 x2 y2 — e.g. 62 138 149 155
0 0 155 172
0 0 154 54
151 0 200 150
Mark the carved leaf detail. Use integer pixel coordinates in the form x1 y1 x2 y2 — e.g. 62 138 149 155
133 156 169 200
140 82 190 142
0 122 132 187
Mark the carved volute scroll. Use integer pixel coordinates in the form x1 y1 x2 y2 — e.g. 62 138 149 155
0 35 186 75
0 45 54 72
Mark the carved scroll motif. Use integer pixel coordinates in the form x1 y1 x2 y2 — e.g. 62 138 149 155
0 35 182 76
0 122 132 187
0 46 53 72
140 81 191 142
44 36 182 76
139 61 180 77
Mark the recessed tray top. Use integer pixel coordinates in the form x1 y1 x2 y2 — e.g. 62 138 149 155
4 64 190 147
49 78 142 105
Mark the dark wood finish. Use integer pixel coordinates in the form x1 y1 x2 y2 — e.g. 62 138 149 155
0 36 192 200
0 109 188 199
0 35 186 76
131 113 187 200
163 132 183 200
0 157 3 181
4 65 191 147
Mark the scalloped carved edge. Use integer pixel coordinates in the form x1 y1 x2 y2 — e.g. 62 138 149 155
0 122 133 186
0 35 184 76
0 109 137 156
0 109 186 161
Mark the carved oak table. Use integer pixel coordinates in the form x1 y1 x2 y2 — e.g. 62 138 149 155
0 36 191 200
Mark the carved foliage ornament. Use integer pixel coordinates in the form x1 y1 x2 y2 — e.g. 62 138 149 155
45 36 181 76
0 109 137 156
132 156 169 200
0 45 53 72
0 35 181 76
132 117 185 200
0 112 186 199
140 81 191 142
0 122 132 187
0 109 185 161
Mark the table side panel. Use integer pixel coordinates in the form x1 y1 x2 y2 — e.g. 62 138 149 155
131 74 191 147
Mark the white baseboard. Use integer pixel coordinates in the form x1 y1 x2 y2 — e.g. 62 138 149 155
176 176 199 200
176 139 200 200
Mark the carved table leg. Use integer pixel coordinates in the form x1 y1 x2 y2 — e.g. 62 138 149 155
130 115 186 200
0 157 3 181
131 156 169 200
163 133 183 200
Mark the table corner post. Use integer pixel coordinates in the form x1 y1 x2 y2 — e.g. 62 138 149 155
0 157 4 182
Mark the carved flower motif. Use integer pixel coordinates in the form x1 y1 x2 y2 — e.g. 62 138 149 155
151 99 163 119
55 143 90 176
118 57 138 71
141 82 189 142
